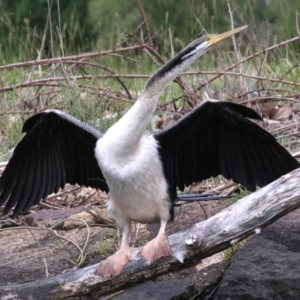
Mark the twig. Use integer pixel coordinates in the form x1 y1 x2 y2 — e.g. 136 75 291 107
278 60 300 82
136 0 153 47
44 187 81 201
43 254 49 277
0 74 147 93
98 65 133 100
0 218 91 269
87 209 117 229
237 88 300 99
197 201 208 220
38 202 64 210
268 123 299 135
3 67 300 94
74 191 98 208
0 45 145 72
190 70 300 87
50 218 91 267
227 1 240 64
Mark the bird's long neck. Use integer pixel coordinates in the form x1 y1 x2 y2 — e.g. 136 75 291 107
104 42 208 152
104 89 159 151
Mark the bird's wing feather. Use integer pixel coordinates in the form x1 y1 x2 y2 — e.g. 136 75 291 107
154 101 299 198
0 110 108 216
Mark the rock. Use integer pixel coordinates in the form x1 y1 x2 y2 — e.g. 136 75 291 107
156 253 227 298
99 280 195 300
63 208 106 229
214 208 300 300
24 207 86 228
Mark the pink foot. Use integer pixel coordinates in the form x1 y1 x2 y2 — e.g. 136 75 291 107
94 247 132 276
140 233 172 262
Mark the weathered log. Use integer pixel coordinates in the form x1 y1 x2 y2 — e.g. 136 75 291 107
1 168 300 300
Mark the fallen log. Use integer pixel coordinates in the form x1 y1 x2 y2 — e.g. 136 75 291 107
1 168 300 300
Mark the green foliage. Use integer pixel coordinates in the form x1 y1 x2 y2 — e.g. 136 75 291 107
106 229 118 239
0 0 91 61
227 187 251 205
0 0 299 62
95 240 112 257
223 239 247 265
88 0 300 51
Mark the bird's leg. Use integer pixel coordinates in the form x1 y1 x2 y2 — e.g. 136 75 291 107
140 220 171 262
94 224 132 276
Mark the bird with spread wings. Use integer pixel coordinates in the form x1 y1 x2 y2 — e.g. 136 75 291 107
0 26 298 276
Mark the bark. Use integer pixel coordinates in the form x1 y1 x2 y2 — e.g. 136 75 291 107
1 168 300 300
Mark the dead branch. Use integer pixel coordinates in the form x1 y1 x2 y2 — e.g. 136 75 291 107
2 68 300 95
0 45 145 72
227 1 241 66
1 168 300 300
197 71 300 87
182 70 300 87
237 88 300 99
0 74 149 93
136 0 153 47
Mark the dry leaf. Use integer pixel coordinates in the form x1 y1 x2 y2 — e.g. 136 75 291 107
260 104 292 121
271 105 292 121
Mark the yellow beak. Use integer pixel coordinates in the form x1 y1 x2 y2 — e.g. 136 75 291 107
207 25 248 45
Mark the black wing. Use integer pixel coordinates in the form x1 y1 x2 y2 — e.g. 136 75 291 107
0 110 108 216
155 101 299 198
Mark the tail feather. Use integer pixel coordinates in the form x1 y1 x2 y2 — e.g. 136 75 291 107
175 193 230 202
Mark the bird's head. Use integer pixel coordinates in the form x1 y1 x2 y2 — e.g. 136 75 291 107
146 25 248 89
180 25 248 60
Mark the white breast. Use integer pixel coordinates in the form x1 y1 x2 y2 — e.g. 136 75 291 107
95 134 171 226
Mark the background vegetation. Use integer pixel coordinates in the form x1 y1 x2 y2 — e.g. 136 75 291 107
0 0 299 61
0 0 299 160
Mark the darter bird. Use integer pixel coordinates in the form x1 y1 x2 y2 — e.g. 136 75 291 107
0 26 298 276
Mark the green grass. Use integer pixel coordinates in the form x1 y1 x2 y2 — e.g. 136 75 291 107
95 240 112 257
226 187 251 205
223 239 247 265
